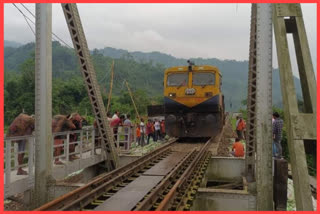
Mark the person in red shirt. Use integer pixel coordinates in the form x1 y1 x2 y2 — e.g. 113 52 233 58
146 120 153 145
236 118 246 140
231 138 244 157
160 120 165 139
136 123 141 145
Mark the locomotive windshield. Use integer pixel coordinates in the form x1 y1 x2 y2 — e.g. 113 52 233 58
167 73 188 86
192 72 215 86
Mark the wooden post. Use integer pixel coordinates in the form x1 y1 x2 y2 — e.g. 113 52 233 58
106 60 114 113
273 158 288 210
125 80 141 121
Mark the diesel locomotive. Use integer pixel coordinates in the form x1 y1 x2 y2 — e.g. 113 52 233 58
164 62 225 138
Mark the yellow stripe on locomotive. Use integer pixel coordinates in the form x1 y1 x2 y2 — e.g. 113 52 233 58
164 64 225 138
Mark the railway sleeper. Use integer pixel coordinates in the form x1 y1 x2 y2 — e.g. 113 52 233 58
172 154 211 210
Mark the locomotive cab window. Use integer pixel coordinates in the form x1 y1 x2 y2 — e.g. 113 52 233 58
192 72 215 86
167 73 188 87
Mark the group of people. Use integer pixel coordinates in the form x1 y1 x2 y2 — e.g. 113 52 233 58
94 111 166 150
136 118 165 147
231 112 284 159
230 116 246 158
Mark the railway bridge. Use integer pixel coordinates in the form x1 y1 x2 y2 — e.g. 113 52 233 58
3 3 317 211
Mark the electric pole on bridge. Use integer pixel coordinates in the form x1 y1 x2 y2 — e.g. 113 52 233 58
33 3 53 208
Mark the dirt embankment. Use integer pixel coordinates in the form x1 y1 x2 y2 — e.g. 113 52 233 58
216 118 237 157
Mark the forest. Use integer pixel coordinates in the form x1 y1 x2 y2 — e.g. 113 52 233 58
4 40 302 126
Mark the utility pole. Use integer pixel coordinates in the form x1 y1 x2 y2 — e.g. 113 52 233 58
106 60 114 113
33 3 52 208
125 80 141 121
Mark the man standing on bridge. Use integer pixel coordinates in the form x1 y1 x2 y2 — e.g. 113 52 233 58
272 112 284 158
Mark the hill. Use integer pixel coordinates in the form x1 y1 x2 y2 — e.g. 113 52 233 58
98 47 303 108
4 41 303 114
4 40 22 48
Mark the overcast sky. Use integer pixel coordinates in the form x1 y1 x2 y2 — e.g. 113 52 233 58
4 3 317 74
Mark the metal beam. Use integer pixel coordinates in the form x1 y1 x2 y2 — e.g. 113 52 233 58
245 3 257 183
273 3 315 210
255 3 273 211
246 4 273 210
61 3 118 171
34 3 53 208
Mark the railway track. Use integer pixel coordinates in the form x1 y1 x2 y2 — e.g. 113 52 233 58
35 137 214 211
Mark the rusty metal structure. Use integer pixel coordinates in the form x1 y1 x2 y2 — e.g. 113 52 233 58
35 137 215 211
245 4 274 210
245 3 257 183
61 3 118 171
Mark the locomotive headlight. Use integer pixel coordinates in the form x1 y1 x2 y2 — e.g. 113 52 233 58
169 93 176 97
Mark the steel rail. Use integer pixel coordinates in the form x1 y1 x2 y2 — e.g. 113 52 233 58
134 148 197 210
174 151 211 210
156 138 212 211
35 138 177 211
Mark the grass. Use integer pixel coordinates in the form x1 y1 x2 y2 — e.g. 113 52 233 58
230 118 237 131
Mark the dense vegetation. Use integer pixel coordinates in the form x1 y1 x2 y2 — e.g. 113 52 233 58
4 41 164 125
4 40 303 125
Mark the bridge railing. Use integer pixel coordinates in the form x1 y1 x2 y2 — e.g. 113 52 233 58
3 125 136 198
52 126 97 162
94 125 136 154
4 135 35 197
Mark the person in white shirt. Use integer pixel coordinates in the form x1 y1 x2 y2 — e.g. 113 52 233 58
140 118 145 147
154 119 161 141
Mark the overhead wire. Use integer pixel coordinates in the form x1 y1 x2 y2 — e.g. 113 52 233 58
12 3 73 49
12 3 35 36
22 13 36 36
20 3 73 49
14 3 132 95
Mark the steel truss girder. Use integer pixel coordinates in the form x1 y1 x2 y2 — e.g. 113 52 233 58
246 3 273 211
245 3 257 182
61 3 118 171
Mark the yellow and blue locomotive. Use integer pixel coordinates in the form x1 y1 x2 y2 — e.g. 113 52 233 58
164 62 225 138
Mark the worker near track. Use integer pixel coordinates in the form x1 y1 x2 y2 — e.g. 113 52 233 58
7 113 35 175
161 120 166 139
236 117 246 140
231 138 244 157
152 121 156 142
136 123 141 145
123 114 132 148
107 112 112 121
139 118 145 146
146 120 154 145
272 112 284 158
111 111 120 140
154 119 161 141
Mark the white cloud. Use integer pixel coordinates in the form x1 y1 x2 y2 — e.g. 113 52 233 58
4 3 317 72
